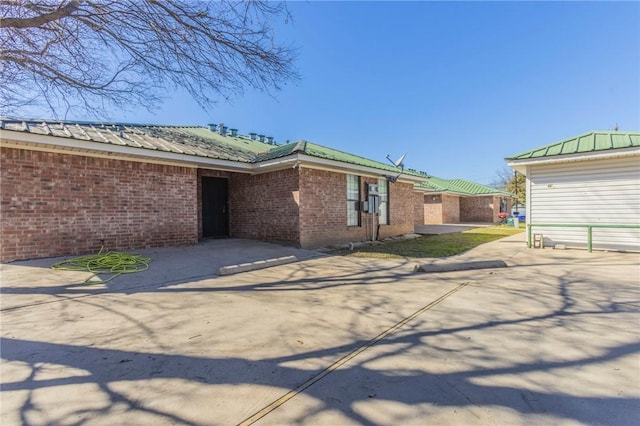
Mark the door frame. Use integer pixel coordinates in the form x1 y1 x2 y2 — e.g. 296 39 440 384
200 176 229 239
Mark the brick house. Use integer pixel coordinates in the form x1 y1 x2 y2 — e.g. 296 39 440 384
415 177 514 224
0 119 426 262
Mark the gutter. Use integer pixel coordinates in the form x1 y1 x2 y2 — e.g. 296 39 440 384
507 146 640 175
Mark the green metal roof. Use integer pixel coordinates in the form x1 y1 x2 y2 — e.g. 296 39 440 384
416 177 514 197
252 141 306 162
417 176 455 193
180 127 277 155
1 118 427 178
506 131 640 160
254 139 425 177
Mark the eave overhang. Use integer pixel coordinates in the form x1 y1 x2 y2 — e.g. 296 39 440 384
1 130 428 182
254 152 427 183
507 146 640 176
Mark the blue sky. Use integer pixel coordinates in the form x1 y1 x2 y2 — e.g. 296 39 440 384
110 1 639 185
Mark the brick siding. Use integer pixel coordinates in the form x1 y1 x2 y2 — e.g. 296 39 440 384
423 194 461 224
228 168 300 244
414 192 425 226
442 194 460 223
1 146 422 260
423 194 443 224
383 179 417 238
298 168 415 248
1 147 198 262
460 195 499 222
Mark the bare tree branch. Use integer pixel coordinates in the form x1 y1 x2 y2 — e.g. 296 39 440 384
0 0 299 119
1 0 79 28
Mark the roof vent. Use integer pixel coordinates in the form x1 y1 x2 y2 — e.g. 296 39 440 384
208 123 217 132
258 134 265 142
249 132 257 140
266 136 274 144
229 128 238 137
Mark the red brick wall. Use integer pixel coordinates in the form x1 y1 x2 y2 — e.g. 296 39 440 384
298 168 415 248
1 147 198 262
423 194 443 224
442 194 460 223
423 194 461 224
298 168 346 247
383 179 417 238
460 195 499 222
414 192 425 226
228 168 300 243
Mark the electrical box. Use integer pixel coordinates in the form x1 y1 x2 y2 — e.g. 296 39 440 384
367 183 379 195
367 194 380 214
361 200 369 212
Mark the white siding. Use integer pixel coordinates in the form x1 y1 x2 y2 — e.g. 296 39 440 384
528 155 640 251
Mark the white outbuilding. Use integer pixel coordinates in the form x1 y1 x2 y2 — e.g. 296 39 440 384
506 131 640 252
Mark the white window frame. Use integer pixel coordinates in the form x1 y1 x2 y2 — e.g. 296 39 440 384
347 175 360 226
378 178 389 225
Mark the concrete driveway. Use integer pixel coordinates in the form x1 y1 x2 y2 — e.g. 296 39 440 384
1 236 639 425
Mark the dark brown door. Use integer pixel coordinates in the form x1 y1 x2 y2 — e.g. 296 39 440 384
202 177 229 238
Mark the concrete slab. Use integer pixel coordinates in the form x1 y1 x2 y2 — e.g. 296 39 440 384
1 234 639 425
218 255 298 276
415 259 507 273
0 238 323 311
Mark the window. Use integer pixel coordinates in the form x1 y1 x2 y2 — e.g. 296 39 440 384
347 174 360 226
378 178 389 225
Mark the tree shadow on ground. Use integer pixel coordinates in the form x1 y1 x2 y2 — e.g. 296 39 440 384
2 271 638 425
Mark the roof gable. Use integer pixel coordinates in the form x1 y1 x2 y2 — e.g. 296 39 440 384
447 179 513 196
506 131 640 160
417 176 513 197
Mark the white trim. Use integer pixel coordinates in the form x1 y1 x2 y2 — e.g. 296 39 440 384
296 153 426 183
251 152 426 183
507 147 640 176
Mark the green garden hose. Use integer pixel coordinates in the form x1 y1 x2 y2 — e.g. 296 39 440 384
51 246 151 284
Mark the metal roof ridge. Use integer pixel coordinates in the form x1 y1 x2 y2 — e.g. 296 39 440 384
0 117 206 129
506 130 640 161
294 140 307 153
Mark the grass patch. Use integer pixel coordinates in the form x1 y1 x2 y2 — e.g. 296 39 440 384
347 225 524 259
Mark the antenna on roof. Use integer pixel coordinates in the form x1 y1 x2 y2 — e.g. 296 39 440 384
386 153 406 169
384 152 407 183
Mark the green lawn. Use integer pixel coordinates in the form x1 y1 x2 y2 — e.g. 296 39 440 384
346 225 524 259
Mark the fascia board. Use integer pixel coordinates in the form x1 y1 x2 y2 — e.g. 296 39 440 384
250 154 300 172
506 147 640 172
295 153 427 183
413 187 468 197
1 129 254 173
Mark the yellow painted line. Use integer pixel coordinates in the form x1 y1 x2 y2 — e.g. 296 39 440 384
238 281 470 426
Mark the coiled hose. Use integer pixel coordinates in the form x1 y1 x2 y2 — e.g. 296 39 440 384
51 246 151 284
